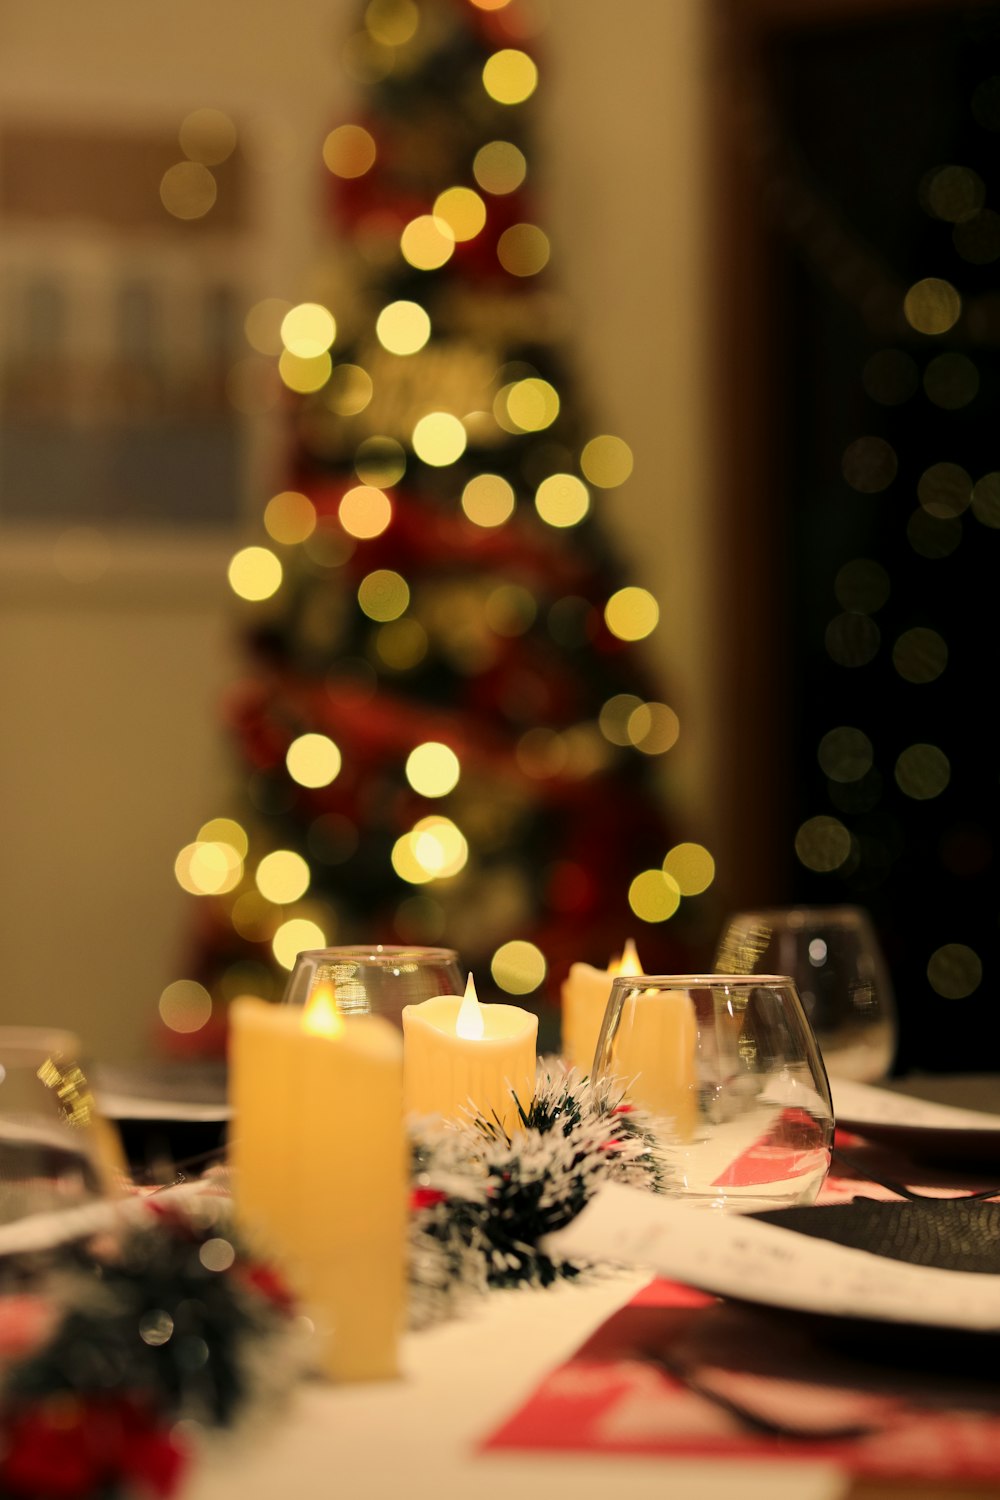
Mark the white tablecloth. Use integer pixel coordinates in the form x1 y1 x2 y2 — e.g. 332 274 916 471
182 1273 846 1500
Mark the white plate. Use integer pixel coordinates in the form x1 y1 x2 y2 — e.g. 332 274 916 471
831 1077 1000 1163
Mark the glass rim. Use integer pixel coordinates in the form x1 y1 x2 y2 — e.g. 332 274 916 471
291 945 459 964
0 1025 82 1057
609 973 797 987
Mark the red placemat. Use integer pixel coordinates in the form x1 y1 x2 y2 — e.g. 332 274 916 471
482 1276 1000 1481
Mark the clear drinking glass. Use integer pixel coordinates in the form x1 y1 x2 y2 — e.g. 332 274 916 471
0 1026 124 1227
593 975 834 1210
714 906 897 1083
281 945 464 1029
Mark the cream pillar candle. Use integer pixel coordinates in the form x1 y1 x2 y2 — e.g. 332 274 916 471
402 974 537 1133
608 984 698 1139
561 938 643 1075
229 992 406 1383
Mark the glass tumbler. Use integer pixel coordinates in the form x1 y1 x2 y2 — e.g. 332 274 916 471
593 975 833 1210
0 1026 124 1227
715 906 897 1083
282 945 464 1029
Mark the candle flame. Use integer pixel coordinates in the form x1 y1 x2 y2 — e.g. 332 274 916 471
455 973 484 1040
611 938 643 978
302 982 345 1038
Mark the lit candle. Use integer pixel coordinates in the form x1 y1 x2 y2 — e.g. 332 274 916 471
607 983 698 1139
229 992 406 1382
561 938 643 1075
401 974 537 1133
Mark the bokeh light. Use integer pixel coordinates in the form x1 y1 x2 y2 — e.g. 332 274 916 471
628 869 681 922
179 108 236 165
244 299 292 356
159 980 213 1034
256 850 311 904
376 300 431 355
892 627 947 683
412 412 467 466
401 215 455 270
491 939 546 993
917 462 972 518
907 509 962 558
834 559 890 613
482 49 538 105
273 918 327 970
497 223 550 276
228 546 282 601
826 612 881 667
461 473 516 527
406 741 461 797
281 303 336 359
433 186 487 241
160 161 216 220
358 569 410 621
264 491 316 545
818 726 873 782
535 473 589 527
174 841 243 896
581 435 634 488
795 815 852 872
286 733 342 788
841 436 897 493
339 485 392 538
327 364 374 416
473 140 527 195
927 943 982 999
895 743 950 800
278 350 332 393
604 586 659 641
627 701 680 755
972 473 1000 527
322 122 377 178
903 277 961 334
505 378 559 431
662 843 715 895
197 818 248 859
376 618 428 670
355 436 406 487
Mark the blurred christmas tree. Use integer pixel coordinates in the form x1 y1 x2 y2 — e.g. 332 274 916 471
164 0 709 1051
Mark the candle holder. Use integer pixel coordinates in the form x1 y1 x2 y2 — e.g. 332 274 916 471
593 975 834 1210
0 1026 124 1227
281 946 463 1030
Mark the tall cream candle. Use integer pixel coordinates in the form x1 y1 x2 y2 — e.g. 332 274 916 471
229 992 406 1382
561 938 643 1075
402 974 537 1134
608 983 698 1138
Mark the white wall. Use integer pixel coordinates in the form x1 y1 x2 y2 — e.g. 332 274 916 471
0 0 714 1063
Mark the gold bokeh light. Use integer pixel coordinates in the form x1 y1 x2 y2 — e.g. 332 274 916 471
159 980 213 1034
927 943 982 999
323 123 377 179
358 569 410 621
160 161 217 220
197 818 248 859
179 108 236 165
401 215 455 270
581 435 634 488
244 298 292 356
535 473 589 528
273 918 327 971
903 277 962 334
663 843 714 896
264 491 316 545
339 485 392 538
433 186 487 241
376 618 428 670
412 412 467 466
355 436 406 487
491 939 546 993
482 49 538 105
256 849 311 904
406 741 461 797
473 140 527 195
228 546 282 601
628 869 681 923
281 303 337 359
604 586 659 641
895 743 950 800
461 473 516 527
376 300 431 355
365 0 419 47
506 378 559 431
627 701 679 755
795 815 852 872
328 364 374 416
278 350 332 393
497 223 550 277
286 733 342 788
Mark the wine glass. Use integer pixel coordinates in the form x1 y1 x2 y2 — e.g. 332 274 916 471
714 906 897 1083
281 945 464 1029
593 975 834 1210
0 1026 124 1227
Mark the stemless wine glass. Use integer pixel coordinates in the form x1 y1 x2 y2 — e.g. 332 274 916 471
282 946 464 1029
714 906 897 1083
0 1026 124 1227
593 975 834 1210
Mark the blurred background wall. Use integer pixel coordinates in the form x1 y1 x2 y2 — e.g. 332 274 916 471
0 0 715 1063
